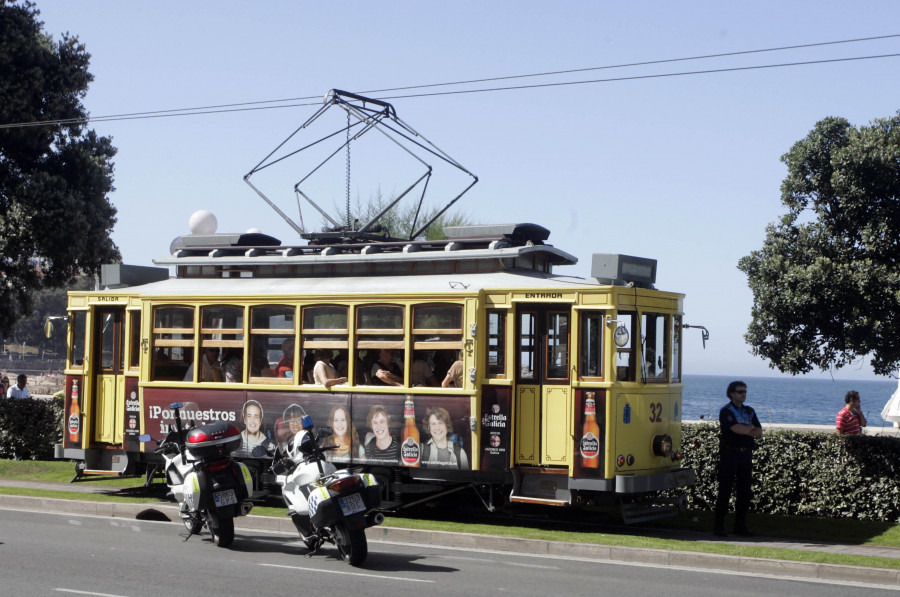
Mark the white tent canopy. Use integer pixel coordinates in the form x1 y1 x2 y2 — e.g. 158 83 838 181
881 372 900 424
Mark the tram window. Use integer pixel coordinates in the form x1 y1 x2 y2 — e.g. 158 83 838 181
411 304 463 387
303 306 349 384
546 312 569 379
99 312 118 370
357 305 404 385
68 310 87 369
615 311 636 382
201 306 244 346
641 313 669 383
302 306 348 348
249 305 296 382
128 311 141 370
200 306 244 383
518 312 536 380
151 306 194 381
412 304 462 349
486 310 506 377
671 315 682 382
579 312 604 379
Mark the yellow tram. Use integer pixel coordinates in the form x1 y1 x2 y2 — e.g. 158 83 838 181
56 222 696 515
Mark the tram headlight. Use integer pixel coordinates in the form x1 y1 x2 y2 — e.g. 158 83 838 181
617 454 626 467
652 434 673 458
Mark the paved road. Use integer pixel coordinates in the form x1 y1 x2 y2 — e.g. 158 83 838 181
1 508 897 596
2 478 900 590
3 478 899 560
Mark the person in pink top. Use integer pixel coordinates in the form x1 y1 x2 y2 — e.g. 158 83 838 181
836 390 867 435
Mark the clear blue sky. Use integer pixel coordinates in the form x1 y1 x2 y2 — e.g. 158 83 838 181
29 1 900 381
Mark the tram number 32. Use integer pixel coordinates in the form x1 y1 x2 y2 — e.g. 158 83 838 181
649 402 663 423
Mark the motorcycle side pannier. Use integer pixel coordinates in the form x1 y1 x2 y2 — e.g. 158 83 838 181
186 422 242 458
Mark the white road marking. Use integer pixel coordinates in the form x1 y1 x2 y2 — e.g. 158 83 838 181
260 562 434 583
55 589 130 597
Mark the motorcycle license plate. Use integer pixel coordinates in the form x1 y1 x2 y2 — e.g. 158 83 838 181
338 493 366 516
213 489 237 507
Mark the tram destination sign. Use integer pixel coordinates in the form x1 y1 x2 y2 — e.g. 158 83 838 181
514 292 573 301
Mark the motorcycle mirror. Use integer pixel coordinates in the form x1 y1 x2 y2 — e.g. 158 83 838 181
251 445 268 458
138 434 153 443
317 426 333 439
301 415 314 430
168 402 183 410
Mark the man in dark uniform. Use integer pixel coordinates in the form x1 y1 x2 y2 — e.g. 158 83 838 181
714 380 762 537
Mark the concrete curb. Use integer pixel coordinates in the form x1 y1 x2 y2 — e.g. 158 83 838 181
2 494 898 588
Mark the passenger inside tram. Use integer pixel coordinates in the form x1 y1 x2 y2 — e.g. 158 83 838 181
370 348 403 386
411 351 438 387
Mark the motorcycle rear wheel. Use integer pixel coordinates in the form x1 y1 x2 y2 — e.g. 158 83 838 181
334 520 367 566
208 512 235 548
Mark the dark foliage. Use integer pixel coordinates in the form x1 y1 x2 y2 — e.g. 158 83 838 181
0 396 64 460
0 1 119 336
682 423 900 521
739 113 900 376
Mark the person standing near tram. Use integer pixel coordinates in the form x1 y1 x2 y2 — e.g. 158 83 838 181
836 390 867 435
713 380 762 538
7 374 30 399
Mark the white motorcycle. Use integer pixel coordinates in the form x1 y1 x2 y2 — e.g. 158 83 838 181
271 415 382 566
141 402 254 548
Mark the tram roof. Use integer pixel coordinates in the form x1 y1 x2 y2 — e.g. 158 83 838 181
123 269 611 297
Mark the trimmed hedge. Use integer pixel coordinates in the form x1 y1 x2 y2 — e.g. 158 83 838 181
0 397 64 460
682 422 900 521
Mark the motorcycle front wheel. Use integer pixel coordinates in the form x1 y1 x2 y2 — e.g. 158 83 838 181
180 504 203 535
182 514 203 535
334 520 367 566
290 513 319 550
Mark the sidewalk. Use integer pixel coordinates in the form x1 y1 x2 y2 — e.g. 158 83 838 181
2 478 899 588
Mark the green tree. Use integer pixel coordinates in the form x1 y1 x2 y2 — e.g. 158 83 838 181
738 112 900 376
9 276 92 354
328 191 473 240
0 1 119 336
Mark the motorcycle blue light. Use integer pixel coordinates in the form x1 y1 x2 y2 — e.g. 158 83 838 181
301 415 314 430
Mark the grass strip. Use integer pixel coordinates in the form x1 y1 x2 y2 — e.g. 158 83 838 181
0 485 169 504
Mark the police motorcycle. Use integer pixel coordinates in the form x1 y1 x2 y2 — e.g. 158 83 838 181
271 415 382 566
140 402 254 548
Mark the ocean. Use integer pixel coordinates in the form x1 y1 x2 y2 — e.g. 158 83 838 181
683 374 898 427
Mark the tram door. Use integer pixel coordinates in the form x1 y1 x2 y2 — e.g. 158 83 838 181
514 304 572 466
92 307 126 444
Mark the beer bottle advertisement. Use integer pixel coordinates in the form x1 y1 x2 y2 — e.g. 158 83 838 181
580 392 600 469
400 396 420 467
576 390 605 476
67 378 81 446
